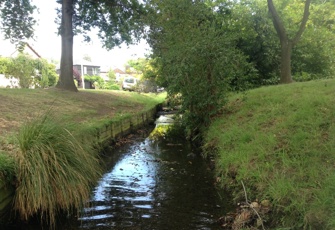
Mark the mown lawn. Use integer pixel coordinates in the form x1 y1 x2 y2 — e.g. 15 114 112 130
0 88 166 135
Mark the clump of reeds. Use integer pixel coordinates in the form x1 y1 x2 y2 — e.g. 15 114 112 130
13 114 102 227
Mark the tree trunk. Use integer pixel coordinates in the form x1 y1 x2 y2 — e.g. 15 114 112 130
267 0 311 84
280 41 293 84
56 0 78 92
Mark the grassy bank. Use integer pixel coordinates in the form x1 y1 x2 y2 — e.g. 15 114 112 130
0 88 166 135
205 79 335 229
0 88 166 226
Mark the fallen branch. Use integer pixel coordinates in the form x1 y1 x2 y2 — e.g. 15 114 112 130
241 180 266 230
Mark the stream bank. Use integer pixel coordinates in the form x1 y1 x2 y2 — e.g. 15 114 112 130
0 105 161 226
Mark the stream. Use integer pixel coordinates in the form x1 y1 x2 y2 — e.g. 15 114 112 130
7 116 232 229
65 124 231 229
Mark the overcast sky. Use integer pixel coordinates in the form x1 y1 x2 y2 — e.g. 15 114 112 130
0 0 150 70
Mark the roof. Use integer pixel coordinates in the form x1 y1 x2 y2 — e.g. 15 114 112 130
25 43 42 58
114 68 126 74
5 42 42 59
73 59 100 67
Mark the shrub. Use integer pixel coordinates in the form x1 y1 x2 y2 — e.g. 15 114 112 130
13 114 102 227
104 81 120 90
84 75 105 89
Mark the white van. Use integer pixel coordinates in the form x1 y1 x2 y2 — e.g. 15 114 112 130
122 77 138 91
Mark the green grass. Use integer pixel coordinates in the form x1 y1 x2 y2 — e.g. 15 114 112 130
204 79 335 229
0 152 15 183
13 114 102 227
0 88 166 226
0 88 166 135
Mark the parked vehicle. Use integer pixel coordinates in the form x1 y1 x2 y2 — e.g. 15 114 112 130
157 87 165 93
122 77 138 91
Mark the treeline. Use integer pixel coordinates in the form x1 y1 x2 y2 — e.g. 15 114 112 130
142 0 335 137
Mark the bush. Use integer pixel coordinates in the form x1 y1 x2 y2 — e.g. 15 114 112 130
293 71 321 82
2 54 58 88
84 75 105 89
104 81 120 90
135 79 158 93
13 114 102 227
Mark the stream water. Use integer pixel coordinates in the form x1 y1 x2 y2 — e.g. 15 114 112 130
62 125 231 229
6 116 232 230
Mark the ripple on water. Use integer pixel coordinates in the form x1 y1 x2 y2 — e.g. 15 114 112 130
75 138 230 229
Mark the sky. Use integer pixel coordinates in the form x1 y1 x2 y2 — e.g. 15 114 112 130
0 0 150 70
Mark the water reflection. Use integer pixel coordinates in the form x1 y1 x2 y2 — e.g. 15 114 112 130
69 129 230 229
1 124 232 230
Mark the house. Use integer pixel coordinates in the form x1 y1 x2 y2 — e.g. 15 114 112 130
0 74 19 88
0 42 42 59
73 59 100 89
99 66 111 82
99 67 132 83
73 59 100 77
57 59 101 89
114 68 131 82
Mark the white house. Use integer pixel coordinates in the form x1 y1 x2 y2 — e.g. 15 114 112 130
0 74 19 88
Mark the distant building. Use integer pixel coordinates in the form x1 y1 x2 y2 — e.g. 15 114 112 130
113 68 132 82
99 66 111 82
0 74 19 88
57 59 101 89
73 59 100 77
73 59 100 89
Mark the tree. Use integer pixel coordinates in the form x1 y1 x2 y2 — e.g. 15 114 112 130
35 59 58 87
127 58 147 73
146 0 253 137
4 54 57 88
291 1 335 80
0 0 36 45
107 69 116 81
228 0 335 85
57 0 77 91
1 0 145 91
228 0 280 86
82 54 92 62
6 54 36 88
267 0 311 83
55 0 145 91
0 56 10 74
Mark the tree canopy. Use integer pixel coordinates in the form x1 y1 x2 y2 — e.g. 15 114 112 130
0 0 36 45
143 0 335 137
145 0 254 137
1 0 145 91
267 0 311 83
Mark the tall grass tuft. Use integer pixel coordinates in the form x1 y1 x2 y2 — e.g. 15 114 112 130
13 114 102 227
